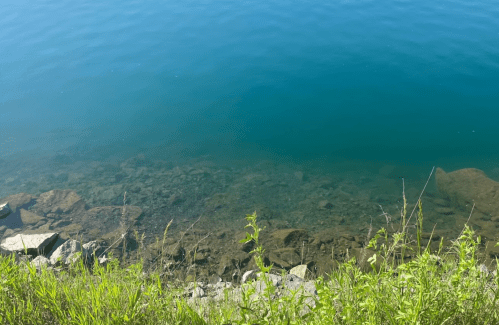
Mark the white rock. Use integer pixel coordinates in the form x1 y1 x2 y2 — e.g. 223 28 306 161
0 233 58 255
0 202 12 219
290 264 308 279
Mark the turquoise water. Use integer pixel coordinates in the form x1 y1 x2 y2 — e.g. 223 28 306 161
1 0 499 173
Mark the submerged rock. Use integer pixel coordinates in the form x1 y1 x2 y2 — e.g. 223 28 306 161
436 167 499 216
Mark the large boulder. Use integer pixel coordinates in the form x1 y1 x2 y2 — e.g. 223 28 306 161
436 168 499 216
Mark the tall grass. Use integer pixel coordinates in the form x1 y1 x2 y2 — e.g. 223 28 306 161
1 178 499 324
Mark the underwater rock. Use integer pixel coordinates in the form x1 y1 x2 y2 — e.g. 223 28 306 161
433 197 451 207
19 208 45 225
268 247 301 269
0 193 36 213
436 167 499 216
294 171 304 181
36 189 87 215
217 251 251 277
318 200 334 210
270 228 308 247
311 228 337 248
435 207 454 215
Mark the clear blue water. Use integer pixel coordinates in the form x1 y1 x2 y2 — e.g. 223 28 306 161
1 0 499 170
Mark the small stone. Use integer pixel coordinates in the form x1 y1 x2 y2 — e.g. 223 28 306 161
31 256 50 270
289 264 308 279
241 270 257 284
318 200 334 210
192 287 205 298
294 171 304 181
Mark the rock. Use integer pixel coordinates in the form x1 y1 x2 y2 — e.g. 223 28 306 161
268 247 301 269
294 171 304 181
82 240 104 258
0 193 36 212
83 205 142 239
0 233 58 256
165 244 186 262
49 239 89 266
289 264 308 279
436 168 499 216
241 269 257 284
217 251 251 277
0 202 12 219
435 207 454 215
19 209 45 225
36 190 87 215
251 272 318 310
3 229 14 238
478 263 497 281
271 229 308 247
191 287 205 298
433 198 450 207
311 229 337 248
487 245 499 259
98 256 110 267
31 255 50 270
256 273 283 288
318 200 334 210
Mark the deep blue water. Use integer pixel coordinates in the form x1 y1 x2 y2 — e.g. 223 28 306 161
1 0 499 172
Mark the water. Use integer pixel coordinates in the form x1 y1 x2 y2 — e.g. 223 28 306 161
1 0 499 245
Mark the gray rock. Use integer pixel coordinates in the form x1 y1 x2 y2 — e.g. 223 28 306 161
49 239 89 266
283 274 305 290
241 269 257 284
31 255 50 270
98 255 110 267
3 229 14 238
0 233 58 256
259 273 283 287
36 189 87 215
0 202 12 219
82 240 103 259
192 287 205 298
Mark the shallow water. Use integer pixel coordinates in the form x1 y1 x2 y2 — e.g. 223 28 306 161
1 0 499 242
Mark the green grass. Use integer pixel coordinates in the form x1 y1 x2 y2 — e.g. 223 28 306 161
1 199 499 324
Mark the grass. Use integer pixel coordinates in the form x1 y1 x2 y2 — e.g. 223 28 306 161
1 181 499 324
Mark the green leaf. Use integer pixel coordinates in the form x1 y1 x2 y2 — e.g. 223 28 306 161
239 233 253 244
